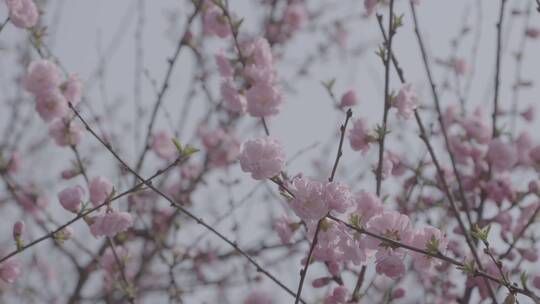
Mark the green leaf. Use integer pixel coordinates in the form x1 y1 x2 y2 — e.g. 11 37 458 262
181 145 200 159
172 138 183 154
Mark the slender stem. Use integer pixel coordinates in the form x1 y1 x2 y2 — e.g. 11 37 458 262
375 0 395 197
493 0 508 137
294 218 323 304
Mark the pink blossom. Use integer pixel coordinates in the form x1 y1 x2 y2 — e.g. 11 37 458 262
521 248 538 262
364 0 379 16
24 60 61 95
245 82 282 117
533 276 540 290
58 185 84 213
202 4 231 38
89 176 114 206
198 125 240 167
242 38 283 117
6 0 38 29
274 216 295 244
394 83 418 120
411 226 448 272
461 109 492 144
324 286 348 304
375 254 406 278
48 119 84 147
101 246 130 275
487 138 517 172
12 220 24 240
61 74 83 106
522 105 535 122
238 137 285 180
516 133 532 165
289 177 328 221
365 211 413 257
243 290 273 304
7 152 21 174
340 90 357 108
215 50 233 78
530 145 540 165
35 89 69 122
349 118 372 153
354 190 384 225
453 58 466 75
220 79 247 113
379 156 394 180
393 288 405 299
151 131 177 160
526 27 540 38
0 258 21 284
324 181 352 213
90 211 133 237
283 3 307 32
484 174 515 205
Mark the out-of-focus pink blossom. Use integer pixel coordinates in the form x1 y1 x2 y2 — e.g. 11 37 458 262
393 288 406 299
521 248 538 262
48 119 84 147
35 89 68 122
242 38 283 117
61 74 83 106
215 50 233 78
526 27 540 38
324 286 348 304
6 0 38 29
289 177 328 221
0 257 21 284
461 109 492 144
533 276 540 290
24 60 61 96
90 211 133 237
274 216 295 244
7 152 21 174
340 90 357 108
238 137 285 180
89 176 114 206
202 3 231 38
375 254 406 278
221 79 247 113
487 138 517 172
522 105 535 122
151 131 177 160
349 118 373 153
243 290 273 304
58 185 84 213
453 58 466 75
245 82 282 117
394 83 418 120
364 0 378 16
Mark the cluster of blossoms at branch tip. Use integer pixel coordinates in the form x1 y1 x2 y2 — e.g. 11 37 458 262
5 0 38 29
238 137 285 180
215 37 283 117
24 60 84 147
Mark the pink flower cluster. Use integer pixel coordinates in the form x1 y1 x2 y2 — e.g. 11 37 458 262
243 38 283 117
5 0 38 29
24 60 84 147
238 137 285 180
